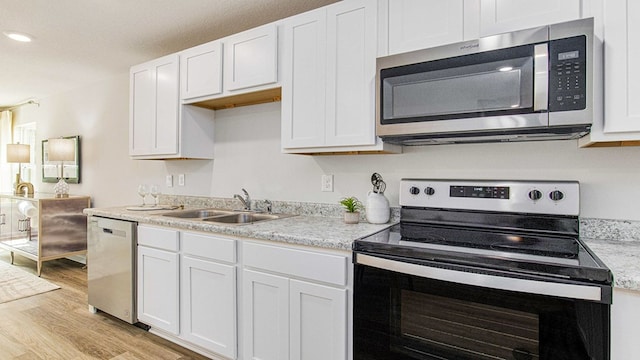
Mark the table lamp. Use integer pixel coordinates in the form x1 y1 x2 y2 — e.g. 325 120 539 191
6 143 34 196
47 138 75 198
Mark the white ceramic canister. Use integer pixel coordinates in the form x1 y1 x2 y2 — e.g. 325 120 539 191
366 191 390 224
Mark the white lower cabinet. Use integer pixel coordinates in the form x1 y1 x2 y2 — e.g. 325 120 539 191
137 245 180 335
242 241 349 360
289 279 347 360
181 256 236 358
242 269 290 360
180 230 237 359
137 227 350 360
611 288 640 359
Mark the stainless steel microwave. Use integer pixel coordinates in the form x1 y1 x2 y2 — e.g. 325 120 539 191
376 18 601 145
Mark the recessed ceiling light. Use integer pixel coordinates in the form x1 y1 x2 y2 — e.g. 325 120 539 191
3 31 33 42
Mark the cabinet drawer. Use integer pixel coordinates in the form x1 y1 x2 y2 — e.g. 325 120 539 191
243 242 347 286
138 225 179 251
182 231 236 263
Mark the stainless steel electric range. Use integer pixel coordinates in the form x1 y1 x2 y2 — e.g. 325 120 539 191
353 179 613 360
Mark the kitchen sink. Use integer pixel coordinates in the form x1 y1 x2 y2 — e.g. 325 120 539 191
160 208 294 225
162 209 232 218
202 213 280 224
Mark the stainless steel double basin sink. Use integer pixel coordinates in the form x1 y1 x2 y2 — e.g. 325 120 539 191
160 208 294 225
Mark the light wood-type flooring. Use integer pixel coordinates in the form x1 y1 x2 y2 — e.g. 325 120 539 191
0 251 209 360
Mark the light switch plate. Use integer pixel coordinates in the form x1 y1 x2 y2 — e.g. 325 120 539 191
166 175 173 188
178 174 185 186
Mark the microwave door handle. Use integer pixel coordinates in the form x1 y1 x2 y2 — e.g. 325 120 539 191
534 43 549 111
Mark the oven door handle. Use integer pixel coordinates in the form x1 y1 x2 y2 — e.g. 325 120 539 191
356 254 603 302
533 43 549 112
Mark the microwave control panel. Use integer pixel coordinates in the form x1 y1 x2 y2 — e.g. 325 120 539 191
548 35 587 112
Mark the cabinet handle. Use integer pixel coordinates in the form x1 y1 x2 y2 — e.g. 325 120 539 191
18 218 31 232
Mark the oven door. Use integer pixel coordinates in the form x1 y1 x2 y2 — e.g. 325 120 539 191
353 254 610 360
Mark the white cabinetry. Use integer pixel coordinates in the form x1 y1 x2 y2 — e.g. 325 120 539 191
130 55 215 160
180 41 223 101
137 225 180 334
181 232 237 359
379 0 587 56
474 0 582 37
242 241 349 360
137 226 238 359
282 0 400 153
179 24 281 109
382 0 465 55
580 0 640 145
611 288 640 359
130 54 180 157
224 24 278 92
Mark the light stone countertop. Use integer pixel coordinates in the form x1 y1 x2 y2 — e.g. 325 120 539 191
84 202 640 292
582 238 640 291
84 206 394 252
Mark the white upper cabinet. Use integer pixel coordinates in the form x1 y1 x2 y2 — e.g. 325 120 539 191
130 55 215 160
380 0 586 56
282 0 400 153
475 0 582 37
180 41 223 101
130 54 179 157
224 24 278 92
580 0 640 145
281 9 327 148
383 0 465 55
325 0 378 147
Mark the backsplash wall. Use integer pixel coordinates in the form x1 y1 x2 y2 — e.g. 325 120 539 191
13 73 640 221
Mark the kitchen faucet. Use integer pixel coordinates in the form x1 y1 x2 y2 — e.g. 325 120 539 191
233 189 251 211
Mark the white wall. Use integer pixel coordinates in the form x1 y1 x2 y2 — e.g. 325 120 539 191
13 73 640 221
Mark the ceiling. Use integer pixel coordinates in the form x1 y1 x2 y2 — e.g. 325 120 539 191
0 0 338 109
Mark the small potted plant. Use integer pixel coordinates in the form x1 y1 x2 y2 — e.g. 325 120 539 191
339 197 363 224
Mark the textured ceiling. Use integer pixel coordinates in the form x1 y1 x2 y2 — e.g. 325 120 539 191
0 0 338 108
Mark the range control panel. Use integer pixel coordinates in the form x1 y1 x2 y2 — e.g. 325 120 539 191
400 179 580 216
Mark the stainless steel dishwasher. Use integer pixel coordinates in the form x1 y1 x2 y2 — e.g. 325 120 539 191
87 216 137 324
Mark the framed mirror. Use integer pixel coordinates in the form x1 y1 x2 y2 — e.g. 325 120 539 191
42 135 81 183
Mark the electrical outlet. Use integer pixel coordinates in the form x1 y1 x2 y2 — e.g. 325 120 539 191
321 174 334 192
166 175 173 188
178 174 185 186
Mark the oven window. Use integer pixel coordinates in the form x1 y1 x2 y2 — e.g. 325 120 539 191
379 44 536 124
395 291 539 360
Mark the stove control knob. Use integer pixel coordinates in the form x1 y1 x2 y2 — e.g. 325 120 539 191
528 189 542 201
424 187 435 196
409 186 420 195
549 190 564 201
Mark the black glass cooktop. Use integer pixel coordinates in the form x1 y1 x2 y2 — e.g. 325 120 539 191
353 223 612 285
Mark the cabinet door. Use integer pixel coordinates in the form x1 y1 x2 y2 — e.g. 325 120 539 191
224 24 278 91
290 279 347 360
242 269 289 360
137 246 179 334
180 41 223 101
387 0 464 55
181 256 236 358
602 0 640 134
477 0 582 37
611 288 640 359
130 54 179 157
325 0 377 147
281 9 327 149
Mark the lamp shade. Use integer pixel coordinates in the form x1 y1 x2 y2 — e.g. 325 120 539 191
6 144 30 163
48 138 75 162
